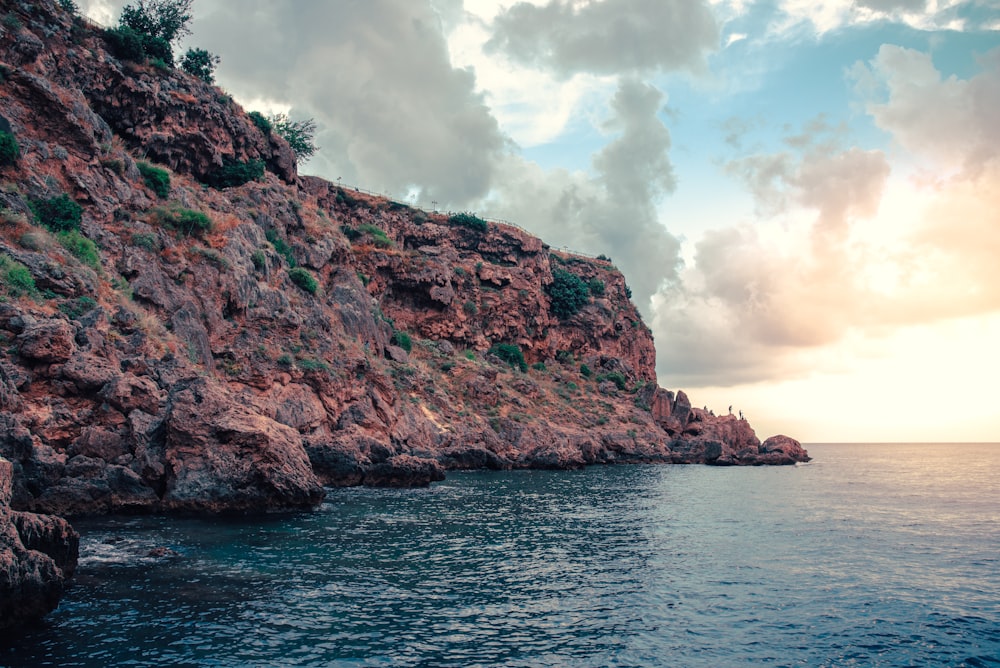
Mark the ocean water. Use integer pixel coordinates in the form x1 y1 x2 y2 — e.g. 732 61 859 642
2 443 999 667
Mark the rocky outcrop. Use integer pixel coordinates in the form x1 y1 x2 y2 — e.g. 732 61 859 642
0 457 79 630
0 0 808 529
160 377 324 512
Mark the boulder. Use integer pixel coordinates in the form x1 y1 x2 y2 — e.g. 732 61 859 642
755 435 811 465
16 321 75 363
162 378 324 512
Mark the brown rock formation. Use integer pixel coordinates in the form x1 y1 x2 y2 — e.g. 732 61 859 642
0 0 809 533
0 457 79 630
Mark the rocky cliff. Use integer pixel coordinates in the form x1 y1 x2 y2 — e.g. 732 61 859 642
0 0 807 517
0 0 809 624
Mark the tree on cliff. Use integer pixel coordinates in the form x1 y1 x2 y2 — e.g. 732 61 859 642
268 114 318 164
546 267 590 319
108 0 219 73
181 47 220 84
120 0 194 46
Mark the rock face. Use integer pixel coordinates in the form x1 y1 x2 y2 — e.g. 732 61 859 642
0 0 809 525
0 457 79 630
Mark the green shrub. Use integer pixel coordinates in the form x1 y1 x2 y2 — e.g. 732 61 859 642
296 357 328 372
57 230 101 270
265 228 296 267
180 47 219 83
150 205 211 236
449 212 488 233
58 295 97 319
142 33 173 63
276 353 293 368
531 362 546 372
546 267 589 319
625 284 633 300
462 300 477 316
137 161 170 198
248 111 272 134
251 249 267 271
103 26 146 61
30 194 82 233
101 157 125 175
588 278 605 296
131 232 159 250
464 350 476 361
192 246 228 269
597 372 627 391
17 231 47 251
556 350 573 363
204 158 264 189
0 254 36 298
580 363 592 378
58 0 78 13
390 330 412 353
288 267 318 294
357 223 392 247
489 343 527 372
0 131 19 167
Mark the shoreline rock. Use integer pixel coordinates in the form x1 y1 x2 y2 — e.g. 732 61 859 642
0 457 79 630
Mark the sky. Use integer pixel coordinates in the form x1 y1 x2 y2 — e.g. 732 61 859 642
80 0 1000 442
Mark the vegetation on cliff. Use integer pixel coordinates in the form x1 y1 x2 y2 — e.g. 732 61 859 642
0 0 809 626
0 0 808 523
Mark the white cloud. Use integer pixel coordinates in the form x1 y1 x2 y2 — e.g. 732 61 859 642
725 32 749 47
191 0 510 206
446 17 613 147
480 79 683 311
859 45 1000 172
484 0 720 77
772 0 974 35
77 0 118 25
652 44 1000 389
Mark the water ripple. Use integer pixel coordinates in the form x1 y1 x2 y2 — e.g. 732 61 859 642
2 445 999 666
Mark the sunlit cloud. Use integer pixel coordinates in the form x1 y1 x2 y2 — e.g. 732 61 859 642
651 43 1000 391
725 32 749 47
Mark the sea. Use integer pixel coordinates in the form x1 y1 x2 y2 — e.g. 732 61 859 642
2 443 998 667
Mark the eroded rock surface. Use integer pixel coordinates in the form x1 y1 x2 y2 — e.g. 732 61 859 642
0 0 808 526
0 458 79 630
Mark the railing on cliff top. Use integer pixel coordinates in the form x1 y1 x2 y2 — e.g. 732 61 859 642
335 182 608 262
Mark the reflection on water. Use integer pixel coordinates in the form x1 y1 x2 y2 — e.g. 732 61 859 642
2 444 999 666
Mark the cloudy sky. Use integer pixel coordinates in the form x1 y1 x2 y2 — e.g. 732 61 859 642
81 0 1000 442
